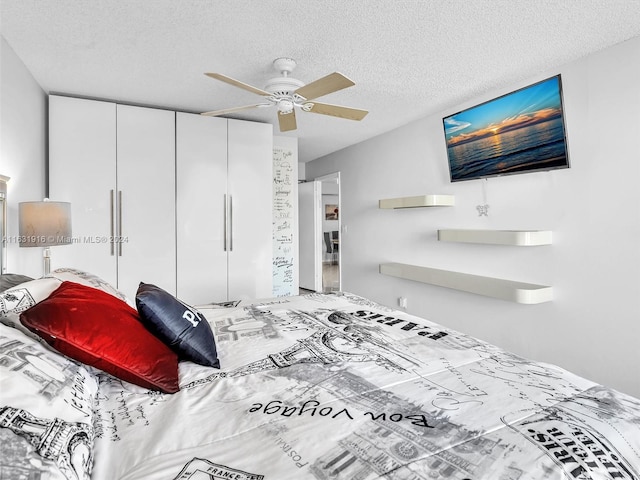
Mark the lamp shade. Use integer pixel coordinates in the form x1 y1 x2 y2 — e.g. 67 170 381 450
19 201 72 247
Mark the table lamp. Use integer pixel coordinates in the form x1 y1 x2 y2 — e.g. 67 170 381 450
19 199 72 276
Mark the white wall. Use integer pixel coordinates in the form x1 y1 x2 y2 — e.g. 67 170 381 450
0 36 48 277
306 36 640 399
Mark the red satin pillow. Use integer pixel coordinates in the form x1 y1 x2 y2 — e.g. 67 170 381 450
20 281 179 393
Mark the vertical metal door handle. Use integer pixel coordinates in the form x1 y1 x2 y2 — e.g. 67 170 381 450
110 190 115 255
229 195 233 252
118 190 123 256
223 194 228 252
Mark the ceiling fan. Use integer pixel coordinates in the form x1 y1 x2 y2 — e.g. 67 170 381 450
201 57 368 132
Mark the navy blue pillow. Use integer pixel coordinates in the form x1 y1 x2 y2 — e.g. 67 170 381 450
135 282 220 368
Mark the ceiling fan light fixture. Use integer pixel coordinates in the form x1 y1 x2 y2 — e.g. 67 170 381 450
277 99 294 114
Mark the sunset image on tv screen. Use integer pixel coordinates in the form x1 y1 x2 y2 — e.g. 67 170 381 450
443 75 569 182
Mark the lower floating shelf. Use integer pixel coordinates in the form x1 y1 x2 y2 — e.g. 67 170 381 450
379 262 552 304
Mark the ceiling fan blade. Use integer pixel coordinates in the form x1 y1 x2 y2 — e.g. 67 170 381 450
277 109 297 132
303 101 368 121
201 103 270 117
294 72 355 101
205 73 272 97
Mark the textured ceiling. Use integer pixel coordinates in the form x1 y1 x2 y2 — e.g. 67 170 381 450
2 1 640 162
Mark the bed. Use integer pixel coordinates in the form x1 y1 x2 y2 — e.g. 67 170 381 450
1 269 639 480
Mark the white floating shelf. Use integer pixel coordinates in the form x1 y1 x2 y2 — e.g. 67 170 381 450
379 195 455 209
379 262 552 304
438 229 552 246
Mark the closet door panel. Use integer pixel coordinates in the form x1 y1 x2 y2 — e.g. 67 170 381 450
176 113 228 304
116 105 176 299
48 96 117 285
227 119 273 300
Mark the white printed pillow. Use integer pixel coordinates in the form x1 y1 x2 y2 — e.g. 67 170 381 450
47 268 133 306
0 321 98 480
0 277 63 335
0 277 62 315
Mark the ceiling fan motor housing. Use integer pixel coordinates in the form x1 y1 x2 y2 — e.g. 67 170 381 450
264 57 305 97
264 77 305 96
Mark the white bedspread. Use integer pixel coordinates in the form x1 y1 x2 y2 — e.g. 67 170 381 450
78 292 640 479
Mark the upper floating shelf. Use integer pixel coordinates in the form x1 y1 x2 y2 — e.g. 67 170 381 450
379 195 455 209
438 229 552 246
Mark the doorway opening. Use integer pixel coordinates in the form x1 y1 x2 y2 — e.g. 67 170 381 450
317 172 340 292
297 172 341 294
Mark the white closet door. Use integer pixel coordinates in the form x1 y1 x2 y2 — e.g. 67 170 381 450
116 105 176 299
227 119 273 300
48 96 117 285
176 113 228 305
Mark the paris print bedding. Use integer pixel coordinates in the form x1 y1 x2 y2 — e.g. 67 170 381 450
2 289 640 479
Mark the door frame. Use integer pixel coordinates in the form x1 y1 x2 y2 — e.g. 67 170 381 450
0 175 7 274
315 171 341 291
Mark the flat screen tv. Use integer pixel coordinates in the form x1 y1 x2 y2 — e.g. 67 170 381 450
443 75 570 182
